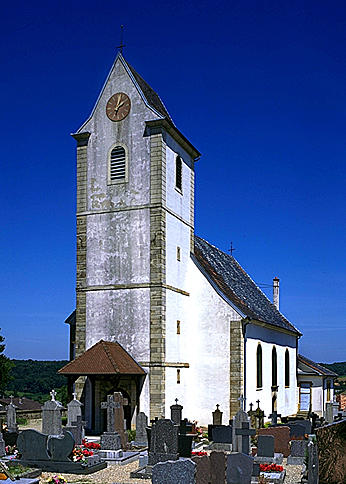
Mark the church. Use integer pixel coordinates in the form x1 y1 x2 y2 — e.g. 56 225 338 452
59 52 303 432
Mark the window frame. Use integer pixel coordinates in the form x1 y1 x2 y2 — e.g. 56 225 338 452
272 346 278 387
175 155 183 193
256 343 263 389
285 348 290 387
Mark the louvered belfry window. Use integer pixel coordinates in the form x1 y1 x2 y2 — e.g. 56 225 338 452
110 146 126 182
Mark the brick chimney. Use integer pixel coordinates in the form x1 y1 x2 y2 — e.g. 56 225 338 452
273 277 280 310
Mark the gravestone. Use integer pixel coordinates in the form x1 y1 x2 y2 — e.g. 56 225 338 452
212 425 233 444
289 422 306 440
0 432 6 457
148 418 179 466
213 404 223 425
258 426 291 457
210 451 226 484
152 458 196 484
179 419 193 435
178 432 193 457
235 421 255 454
100 392 127 450
6 396 18 432
42 390 64 435
226 452 254 484
67 393 83 427
257 435 274 458
134 411 148 446
232 407 251 453
287 440 308 465
316 420 346 484
325 402 333 424
16 429 106 474
289 419 311 435
248 400 265 430
170 398 183 425
65 415 86 445
307 440 319 484
191 454 212 484
268 411 281 426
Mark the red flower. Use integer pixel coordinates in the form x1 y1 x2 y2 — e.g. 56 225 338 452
259 464 283 473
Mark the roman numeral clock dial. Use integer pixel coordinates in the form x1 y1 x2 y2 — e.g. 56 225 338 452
106 92 131 121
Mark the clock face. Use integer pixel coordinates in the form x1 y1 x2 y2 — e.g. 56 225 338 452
106 92 131 121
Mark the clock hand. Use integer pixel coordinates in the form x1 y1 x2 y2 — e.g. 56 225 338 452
114 100 126 113
114 94 122 110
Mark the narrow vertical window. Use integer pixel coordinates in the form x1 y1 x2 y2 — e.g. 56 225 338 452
256 344 262 388
177 320 180 334
177 369 181 384
285 349 290 387
109 145 127 183
177 246 181 261
272 346 277 387
175 156 182 191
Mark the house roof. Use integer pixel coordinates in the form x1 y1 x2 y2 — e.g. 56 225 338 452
298 354 338 377
58 340 146 376
0 397 41 411
194 236 301 335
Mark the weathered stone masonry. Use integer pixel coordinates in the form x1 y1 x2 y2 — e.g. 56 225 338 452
73 132 90 397
149 132 166 419
229 319 245 417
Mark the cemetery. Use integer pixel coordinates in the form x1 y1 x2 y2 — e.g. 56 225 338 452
0 389 345 483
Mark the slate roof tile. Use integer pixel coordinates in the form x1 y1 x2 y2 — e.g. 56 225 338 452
194 235 301 335
298 354 338 376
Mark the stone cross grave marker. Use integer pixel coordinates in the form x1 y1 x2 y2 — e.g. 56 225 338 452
67 393 83 427
232 405 250 453
101 394 118 432
0 432 5 457
235 421 256 454
213 404 223 425
148 418 179 466
269 411 281 426
101 392 127 449
42 390 64 436
6 395 18 432
170 398 183 425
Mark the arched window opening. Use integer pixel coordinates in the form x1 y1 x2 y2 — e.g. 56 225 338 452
256 344 263 388
272 346 277 387
109 145 126 182
285 349 290 387
175 155 182 191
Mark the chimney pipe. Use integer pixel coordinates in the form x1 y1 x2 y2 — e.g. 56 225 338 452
273 277 280 310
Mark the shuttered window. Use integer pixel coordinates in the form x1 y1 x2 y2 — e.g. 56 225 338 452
110 146 126 182
175 156 182 191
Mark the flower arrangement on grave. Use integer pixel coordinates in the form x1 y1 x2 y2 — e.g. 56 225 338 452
81 438 101 450
5 445 21 459
71 446 94 464
191 451 208 456
44 475 67 484
259 464 284 473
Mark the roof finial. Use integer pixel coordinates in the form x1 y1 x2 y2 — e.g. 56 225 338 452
229 241 236 256
117 25 126 54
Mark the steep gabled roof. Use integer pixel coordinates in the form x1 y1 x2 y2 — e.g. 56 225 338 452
194 236 301 335
124 58 173 122
58 340 146 376
298 354 338 377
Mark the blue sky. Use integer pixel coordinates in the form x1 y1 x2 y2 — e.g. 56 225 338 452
1 1 345 362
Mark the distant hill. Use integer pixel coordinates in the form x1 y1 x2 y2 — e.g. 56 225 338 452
319 361 346 376
5 359 68 402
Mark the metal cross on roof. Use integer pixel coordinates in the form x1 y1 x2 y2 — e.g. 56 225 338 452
117 25 126 53
229 241 236 256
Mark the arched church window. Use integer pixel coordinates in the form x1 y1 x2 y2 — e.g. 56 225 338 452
272 346 277 387
175 155 182 192
285 349 290 387
256 344 262 388
109 145 127 183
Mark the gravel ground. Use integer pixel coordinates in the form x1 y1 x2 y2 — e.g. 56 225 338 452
40 457 303 484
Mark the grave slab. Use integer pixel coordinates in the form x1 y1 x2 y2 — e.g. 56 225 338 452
191 454 212 484
152 458 195 484
226 452 254 484
258 426 291 457
210 451 226 484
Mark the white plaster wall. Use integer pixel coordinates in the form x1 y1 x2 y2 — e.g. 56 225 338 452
165 138 193 223
164 257 242 426
246 333 297 418
166 212 191 291
86 209 150 286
